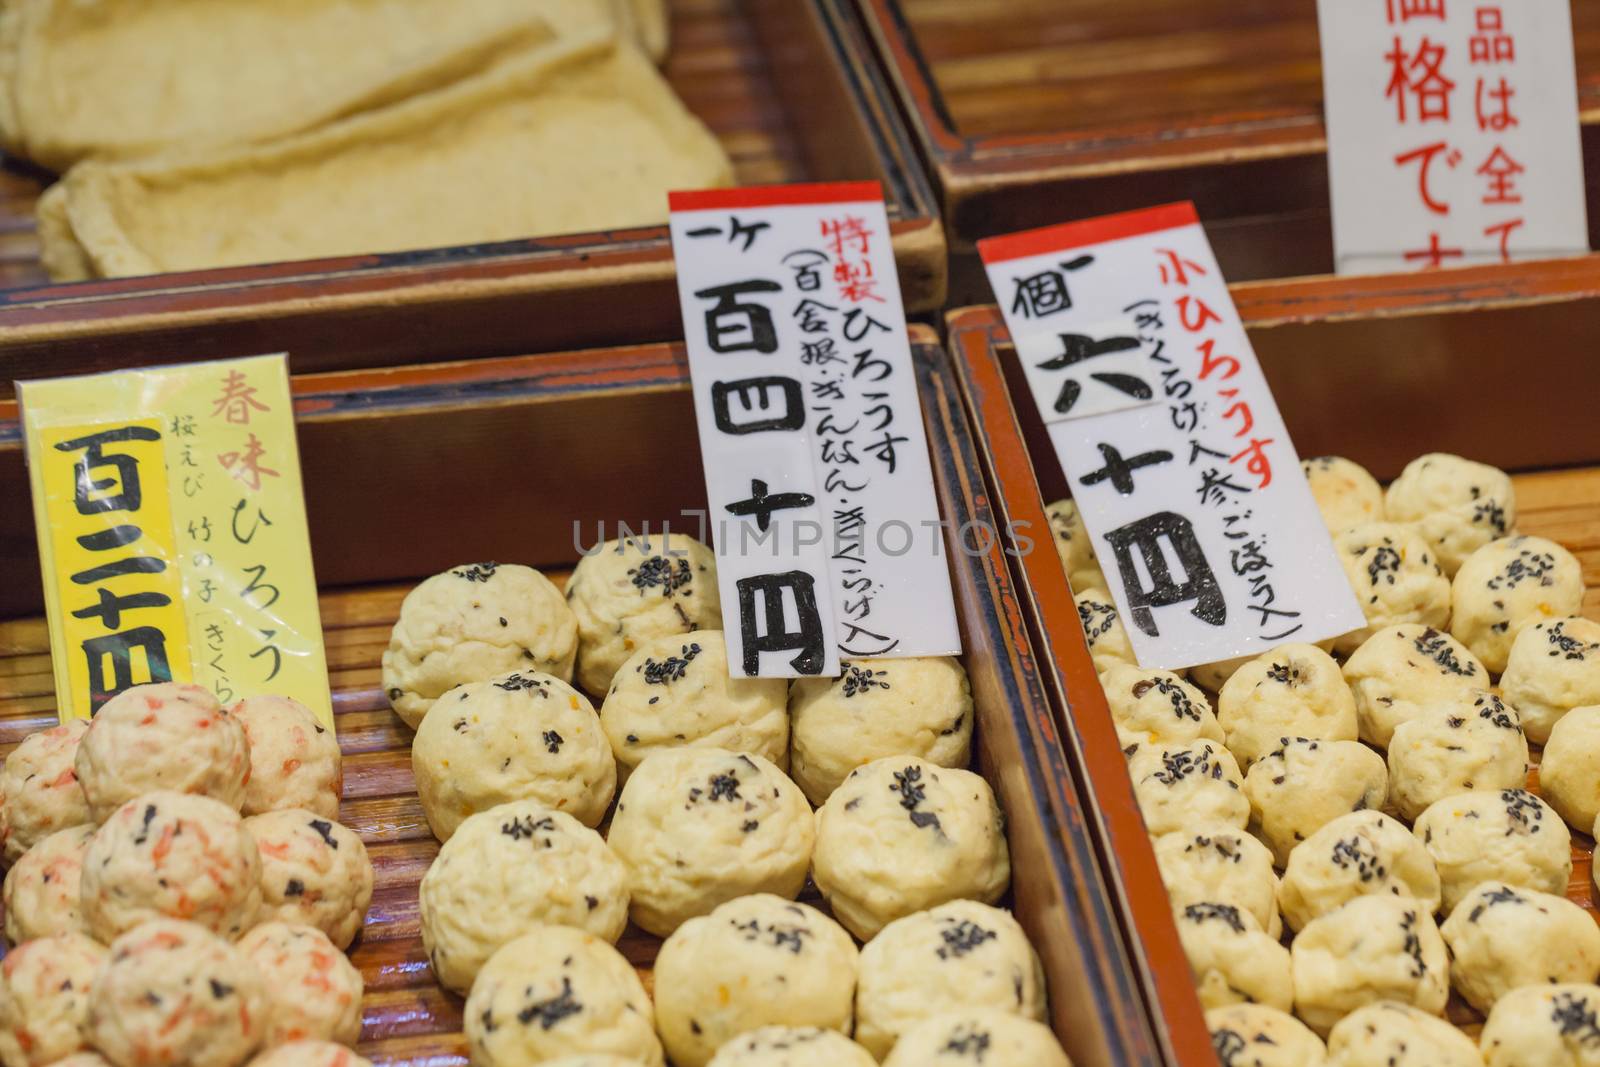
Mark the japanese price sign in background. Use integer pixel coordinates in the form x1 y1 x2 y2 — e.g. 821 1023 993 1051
19 354 333 727
669 181 961 678
1319 0 1588 274
981 202 1364 672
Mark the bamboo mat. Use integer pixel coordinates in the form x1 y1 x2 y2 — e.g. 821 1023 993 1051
899 0 1600 140
0 0 805 293
0 467 1596 1060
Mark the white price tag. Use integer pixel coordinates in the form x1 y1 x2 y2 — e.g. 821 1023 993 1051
669 182 961 678
980 203 1365 671
1318 0 1588 274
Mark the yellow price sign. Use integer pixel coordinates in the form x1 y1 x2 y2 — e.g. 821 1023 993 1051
19 355 332 728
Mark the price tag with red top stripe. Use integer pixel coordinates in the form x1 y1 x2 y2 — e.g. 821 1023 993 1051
668 181 960 678
980 202 1362 671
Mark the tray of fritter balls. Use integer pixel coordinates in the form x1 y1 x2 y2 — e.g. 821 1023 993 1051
945 303 1600 1067
0 329 1168 1067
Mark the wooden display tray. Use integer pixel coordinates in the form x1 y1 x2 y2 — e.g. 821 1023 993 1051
944 279 1600 1059
855 0 1600 285
0 0 945 391
0 327 1173 1066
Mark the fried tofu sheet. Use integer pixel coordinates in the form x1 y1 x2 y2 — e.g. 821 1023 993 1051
0 0 668 171
40 35 730 280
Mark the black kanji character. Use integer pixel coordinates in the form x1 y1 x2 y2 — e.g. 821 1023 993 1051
782 249 828 292
793 298 837 334
696 280 782 354
686 215 771 252
711 377 805 435
1010 256 1094 319
83 627 173 712
71 589 172 630
736 571 826 675
1036 332 1148 415
724 479 815 533
56 426 160 515
1079 443 1174 496
1102 511 1226 637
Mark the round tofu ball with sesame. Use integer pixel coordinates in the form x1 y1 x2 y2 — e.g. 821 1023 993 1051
3 823 93 944
1385 453 1516 577
237 923 362 1046
0 932 106 1067
1501 617 1600 744
1244 737 1388 867
1047 498 1107 594
653 895 858 1067
463 925 663 1067
229 696 341 820
1387 692 1529 822
812 757 1009 941
74 682 249 822
1075 588 1137 676
1154 826 1282 938
1324 1001 1482 1067
1536 705 1600 833
1175 902 1292 1012
607 749 811 937
413 670 615 841
1479 983 1600 1067
421 802 627 994
789 657 973 805
566 537 722 697
244 809 372 951
1303 456 1386 534
1441 881 1600 1014
854 900 1045 1059
1207 1004 1327 1067
1278 810 1441 933
245 1043 373 1067
1291 894 1449 1035
882 1010 1070 1067
707 1027 876 1067
1451 535 1586 674
382 562 579 729
1332 523 1451 656
1414 789 1570 913
1216 644 1357 767
1099 664 1222 760
1341 624 1488 749
0 719 91 863
602 633 787 778
82 791 262 942
88 918 269 1067
1127 741 1248 836
1189 652 1255 695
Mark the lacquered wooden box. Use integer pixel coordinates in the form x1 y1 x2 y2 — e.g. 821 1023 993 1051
944 277 1600 1061
0 0 945 391
855 0 1600 287
0 327 1175 1067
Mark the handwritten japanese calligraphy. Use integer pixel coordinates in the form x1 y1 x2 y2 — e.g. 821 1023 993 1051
980 202 1363 670
670 182 960 677
1319 0 1587 273
20 355 333 726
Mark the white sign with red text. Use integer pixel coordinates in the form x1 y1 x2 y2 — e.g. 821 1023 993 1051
669 181 960 678
1318 0 1588 274
981 203 1364 671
